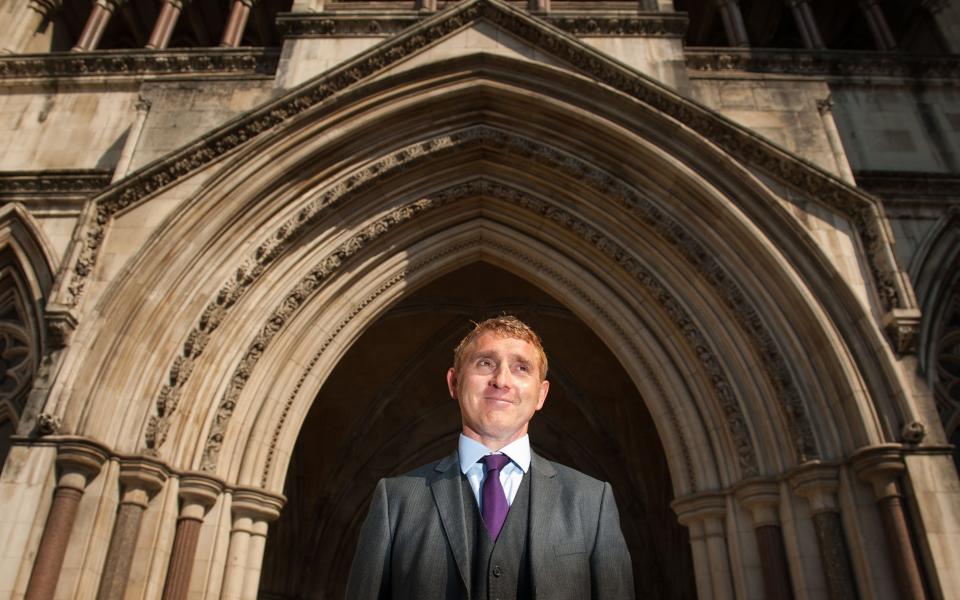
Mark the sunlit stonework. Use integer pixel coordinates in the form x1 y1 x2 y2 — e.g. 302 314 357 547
1 0 959 598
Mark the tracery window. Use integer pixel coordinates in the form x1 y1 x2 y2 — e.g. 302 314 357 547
0 255 41 469
934 288 960 471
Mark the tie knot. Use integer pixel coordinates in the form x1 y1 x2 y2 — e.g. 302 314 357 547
482 454 511 472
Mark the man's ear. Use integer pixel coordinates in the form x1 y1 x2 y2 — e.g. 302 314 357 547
446 367 458 399
535 379 549 411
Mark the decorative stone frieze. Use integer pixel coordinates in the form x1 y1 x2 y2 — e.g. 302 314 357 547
0 48 281 82
0 170 112 198
275 9 688 37
686 47 960 79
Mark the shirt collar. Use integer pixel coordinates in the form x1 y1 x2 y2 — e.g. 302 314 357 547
458 433 531 474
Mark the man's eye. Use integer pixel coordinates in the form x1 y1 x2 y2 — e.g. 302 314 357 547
477 359 494 369
515 364 530 374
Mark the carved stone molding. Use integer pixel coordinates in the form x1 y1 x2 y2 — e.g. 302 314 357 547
686 48 960 79
276 11 687 38
231 486 285 521
188 177 761 477
0 170 111 198
855 170 960 200
852 444 905 500
59 0 909 325
142 127 820 478
0 48 280 82
45 304 78 348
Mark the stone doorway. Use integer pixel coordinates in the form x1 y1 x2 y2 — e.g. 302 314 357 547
259 261 695 599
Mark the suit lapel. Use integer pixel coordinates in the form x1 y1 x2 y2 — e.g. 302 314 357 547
528 452 559 599
430 451 472 592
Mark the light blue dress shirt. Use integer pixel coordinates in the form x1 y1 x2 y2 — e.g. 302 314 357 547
458 433 531 512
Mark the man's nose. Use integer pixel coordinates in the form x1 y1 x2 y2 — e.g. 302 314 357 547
489 364 509 387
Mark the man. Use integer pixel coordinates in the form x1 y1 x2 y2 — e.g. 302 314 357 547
346 315 635 599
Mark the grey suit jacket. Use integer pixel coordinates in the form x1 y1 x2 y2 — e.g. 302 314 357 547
345 450 635 599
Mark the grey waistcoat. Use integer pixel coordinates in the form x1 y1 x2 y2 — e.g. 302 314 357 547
463 471 532 600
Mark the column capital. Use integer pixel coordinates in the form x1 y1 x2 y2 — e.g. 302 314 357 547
118 455 170 506
231 487 285 522
789 461 841 514
27 0 63 18
734 478 781 527
55 437 110 490
852 444 904 500
177 472 224 520
671 491 726 526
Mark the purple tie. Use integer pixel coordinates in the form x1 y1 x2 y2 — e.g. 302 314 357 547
481 454 511 540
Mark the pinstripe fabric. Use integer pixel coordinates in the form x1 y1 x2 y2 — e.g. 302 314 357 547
345 450 635 600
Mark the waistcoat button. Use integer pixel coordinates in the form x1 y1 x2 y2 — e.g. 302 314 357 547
493 565 502 577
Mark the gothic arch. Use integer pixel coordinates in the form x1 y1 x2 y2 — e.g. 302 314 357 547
46 52 911 510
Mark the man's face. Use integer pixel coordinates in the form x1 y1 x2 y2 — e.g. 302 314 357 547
447 332 549 449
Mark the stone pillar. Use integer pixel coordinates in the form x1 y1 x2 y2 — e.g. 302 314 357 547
790 463 857 600
414 0 437 11
72 0 122 51
220 0 253 47
24 439 109 600
146 0 184 49
923 0 960 53
853 445 927 600
111 96 152 183
717 0 750 47
786 0 825 49
2 0 61 54
96 457 168 600
220 487 284 600
528 0 550 12
815 96 856 184
161 474 224 600
673 492 734 600
859 0 897 51
734 479 793 600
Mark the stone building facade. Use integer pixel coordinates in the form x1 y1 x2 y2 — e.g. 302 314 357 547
0 0 959 598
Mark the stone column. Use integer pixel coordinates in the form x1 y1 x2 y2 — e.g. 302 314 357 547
859 0 897 51
414 0 437 11
673 492 734 600
161 474 224 600
815 96 856 185
220 487 284 600
96 457 169 600
24 439 109 600
785 0 825 49
923 0 960 53
72 0 122 51
853 445 927 600
528 0 550 12
220 0 253 47
734 479 793 600
790 463 857 600
146 0 184 49
717 0 750 47
2 0 61 54
111 96 152 183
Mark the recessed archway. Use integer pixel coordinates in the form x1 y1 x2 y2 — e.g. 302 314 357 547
259 261 695 599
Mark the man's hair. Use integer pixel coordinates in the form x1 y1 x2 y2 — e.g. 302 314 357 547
453 315 548 380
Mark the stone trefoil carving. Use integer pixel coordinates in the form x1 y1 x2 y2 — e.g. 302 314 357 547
59 0 908 327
